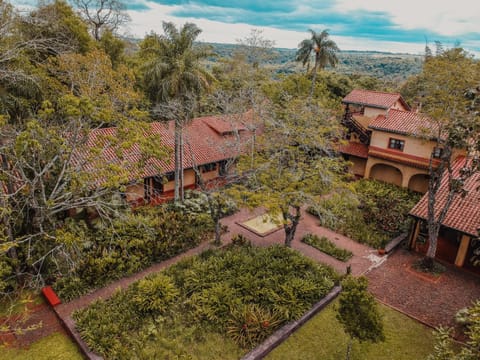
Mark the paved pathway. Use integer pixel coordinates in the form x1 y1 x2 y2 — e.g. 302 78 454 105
221 207 381 276
367 248 480 338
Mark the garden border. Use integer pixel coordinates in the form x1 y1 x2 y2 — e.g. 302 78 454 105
241 285 342 360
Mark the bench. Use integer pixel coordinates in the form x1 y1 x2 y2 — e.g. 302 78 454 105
385 233 408 253
41 286 61 307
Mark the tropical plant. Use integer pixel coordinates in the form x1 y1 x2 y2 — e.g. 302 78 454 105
428 300 480 360
296 29 339 98
301 234 353 262
337 276 384 360
141 22 215 202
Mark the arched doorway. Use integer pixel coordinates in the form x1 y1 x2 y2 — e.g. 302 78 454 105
408 173 429 193
369 163 402 186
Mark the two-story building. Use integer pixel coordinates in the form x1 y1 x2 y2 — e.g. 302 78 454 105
340 89 464 193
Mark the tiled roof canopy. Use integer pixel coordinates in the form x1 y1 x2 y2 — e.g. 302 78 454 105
368 109 441 138
339 141 369 159
342 89 410 110
409 157 480 237
79 113 257 183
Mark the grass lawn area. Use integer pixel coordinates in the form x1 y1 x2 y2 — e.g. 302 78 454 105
0 332 82 360
267 301 435 360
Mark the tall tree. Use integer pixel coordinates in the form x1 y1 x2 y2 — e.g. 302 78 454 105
142 22 214 202
230 98 347 247
296 29 339 99
407 48 480 269
71 0 130 41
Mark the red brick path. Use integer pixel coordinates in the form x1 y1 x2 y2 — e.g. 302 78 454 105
367 248 480 333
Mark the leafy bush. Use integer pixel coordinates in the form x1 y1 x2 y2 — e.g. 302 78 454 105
301 234 353 262
227 304 283 348
53 206 213 301
169 190 237 218
309 179 420 248
74 245 338 357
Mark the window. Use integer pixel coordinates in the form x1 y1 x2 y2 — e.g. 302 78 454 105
388 138 405 151
164 172 175 182
432 147 443 159
201 163 217 173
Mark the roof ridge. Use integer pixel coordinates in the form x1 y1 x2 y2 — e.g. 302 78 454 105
352 89 401 96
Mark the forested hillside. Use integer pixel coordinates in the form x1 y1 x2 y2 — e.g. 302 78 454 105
207 43 423 81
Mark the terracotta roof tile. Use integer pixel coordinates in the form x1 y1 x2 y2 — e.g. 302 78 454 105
79 112 257 183
410 157 480 237
339 142 369 159
343 89 409 110
368 109 440 138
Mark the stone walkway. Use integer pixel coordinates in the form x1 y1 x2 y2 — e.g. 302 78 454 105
221 207 382 276
367 248 480 338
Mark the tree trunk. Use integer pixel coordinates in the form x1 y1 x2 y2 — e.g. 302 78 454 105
1 153 21 279
174 120 182 202
309 53 320 99
283 206 301 247
424 146 455 270
214 216 221 246
345 338 352 360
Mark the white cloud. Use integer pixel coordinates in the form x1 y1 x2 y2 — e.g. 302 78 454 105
334 0 480 36
125 1 430 54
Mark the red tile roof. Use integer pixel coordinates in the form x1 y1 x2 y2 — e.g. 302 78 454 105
79 112 257 183
339 141 369 159
343 89 410 110
203 115 248 134
368 146 440 170
409 157 480 237
368 109 441 138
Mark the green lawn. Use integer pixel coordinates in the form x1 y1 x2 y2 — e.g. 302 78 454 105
1 332 82 360
267 301 435 360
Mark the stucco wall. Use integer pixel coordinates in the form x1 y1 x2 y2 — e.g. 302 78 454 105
125 183 144 202
349 157 367 176
392 100 408 111
201 168 219 182
370 130 437 159
364 106 387 118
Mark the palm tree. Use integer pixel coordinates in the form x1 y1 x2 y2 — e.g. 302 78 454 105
142 22 214 202
296 29 339 98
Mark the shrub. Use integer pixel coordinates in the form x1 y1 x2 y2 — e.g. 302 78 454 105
74 245 339 356
132 274 179 315
308 179 421 248
227 304 283 348
301 234 353 262
53 206 213 301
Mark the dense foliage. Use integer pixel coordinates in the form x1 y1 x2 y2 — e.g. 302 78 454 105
53 206 213 301
337 276 384 360
73 244 338 358
309 179 421 248
428 300 480 360
301 234 353 262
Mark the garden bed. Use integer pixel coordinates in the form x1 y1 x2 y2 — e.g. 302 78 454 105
73 244 339 359
301 234 353 262
308 179 421 248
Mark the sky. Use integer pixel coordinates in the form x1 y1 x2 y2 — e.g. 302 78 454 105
12 0 480 55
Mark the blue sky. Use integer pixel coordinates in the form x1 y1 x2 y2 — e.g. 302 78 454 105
12 0 480 55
